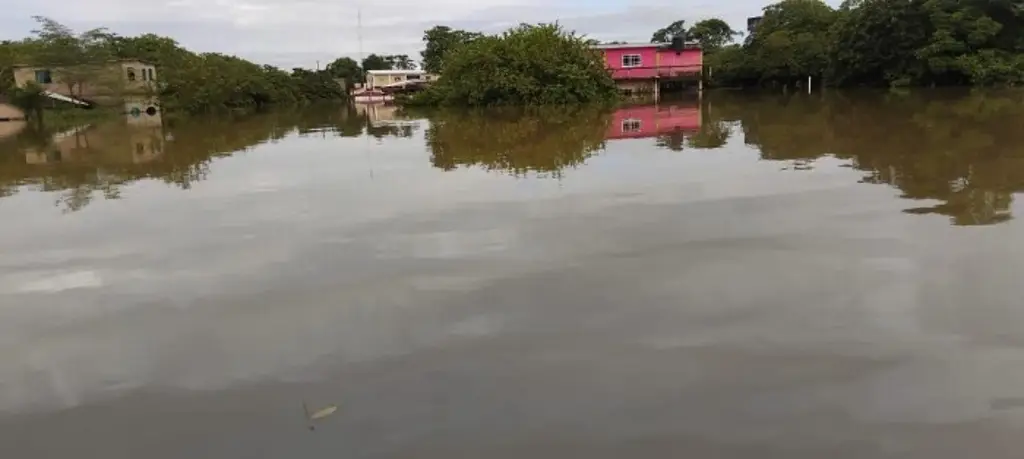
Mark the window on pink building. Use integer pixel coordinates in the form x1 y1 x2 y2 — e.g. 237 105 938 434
622 119 641 132
622 54 642 68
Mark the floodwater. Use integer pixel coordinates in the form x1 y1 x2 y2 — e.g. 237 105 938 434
3 90 1024 458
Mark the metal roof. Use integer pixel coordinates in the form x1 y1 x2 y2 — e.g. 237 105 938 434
366 69 427 75
12 59 156 69
591 42 668 49
591 42 701 50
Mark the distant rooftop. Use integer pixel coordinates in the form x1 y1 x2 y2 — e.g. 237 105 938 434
12 59 155 69
366 69 428 75
591 42 667 49
591 42 701 50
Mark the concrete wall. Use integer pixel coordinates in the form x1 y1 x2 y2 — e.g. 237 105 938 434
13 60 158 102
615 80 656 95
603 47 659 70
656 48 702 70
367 72 437 89
599 46 702 80
123 97 162 126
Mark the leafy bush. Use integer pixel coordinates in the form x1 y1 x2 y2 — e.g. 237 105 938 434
411 24 619 106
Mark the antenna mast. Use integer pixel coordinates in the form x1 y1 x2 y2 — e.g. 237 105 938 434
357 7 364 62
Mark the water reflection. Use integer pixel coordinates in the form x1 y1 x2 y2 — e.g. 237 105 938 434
714 90 1024 226
3 91 1024 225
425 107 609 176
0 106 370 212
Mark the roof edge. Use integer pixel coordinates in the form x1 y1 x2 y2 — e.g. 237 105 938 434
11 59 156 69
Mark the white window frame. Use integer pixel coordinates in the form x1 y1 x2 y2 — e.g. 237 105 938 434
621 54 642 68
622 118 642 133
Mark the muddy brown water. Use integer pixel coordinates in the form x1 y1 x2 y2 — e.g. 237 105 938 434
3 91 1024 458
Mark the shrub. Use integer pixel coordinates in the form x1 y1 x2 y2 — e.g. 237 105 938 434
412 23 619 106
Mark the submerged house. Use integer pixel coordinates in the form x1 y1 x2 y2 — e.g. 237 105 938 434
592 39 703 96
12 60 159 104
352 69 437 103
365 69 437 89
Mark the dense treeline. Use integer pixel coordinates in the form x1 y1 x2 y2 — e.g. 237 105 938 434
0 17 345 114
709 0 1024 87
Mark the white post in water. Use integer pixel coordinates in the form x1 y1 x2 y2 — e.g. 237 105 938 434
807 76 812 94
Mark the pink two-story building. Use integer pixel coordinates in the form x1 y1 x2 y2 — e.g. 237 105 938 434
592 42 703 96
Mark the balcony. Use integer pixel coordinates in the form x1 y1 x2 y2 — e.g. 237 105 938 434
609 65 702 81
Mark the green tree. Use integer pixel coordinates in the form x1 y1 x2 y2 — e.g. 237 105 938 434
410 23 619 106
325 57 363 90
827 0 931 86
824 0 1024 87
28 16 117 98
747 0 838 84
651 20 688 43
361 54 391 71
103 29 343 112
8 82 47 126
0 40 41 94
386 54 415 70
688 19 741 52
421 26 482 73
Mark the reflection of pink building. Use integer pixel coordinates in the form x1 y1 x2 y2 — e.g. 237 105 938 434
592 42 703 96
606 104 701 140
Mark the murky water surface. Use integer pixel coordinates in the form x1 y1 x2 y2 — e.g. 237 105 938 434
4 91 1024 458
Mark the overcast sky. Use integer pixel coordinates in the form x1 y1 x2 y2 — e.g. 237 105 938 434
0 0 839 70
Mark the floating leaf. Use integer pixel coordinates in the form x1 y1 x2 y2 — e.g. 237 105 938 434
309 405 338 420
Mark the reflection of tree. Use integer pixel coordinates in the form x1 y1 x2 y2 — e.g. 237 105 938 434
0 108 353 212
295 105 366 137
688 120 731 149
656 130 688 151
426 107 610 177
655 100 731 151
706 90 1024 226
366 122 416 139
